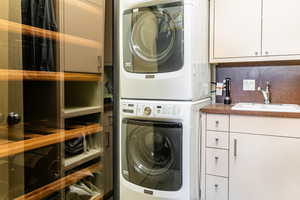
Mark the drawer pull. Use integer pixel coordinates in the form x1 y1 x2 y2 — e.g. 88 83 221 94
214 184 219 190
215 138 219 143
215 156 219 161
215 121 219 127
234 139 238 157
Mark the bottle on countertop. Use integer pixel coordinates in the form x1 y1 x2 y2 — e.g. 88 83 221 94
223 78 232 105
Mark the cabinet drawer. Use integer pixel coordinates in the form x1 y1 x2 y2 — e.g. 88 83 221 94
207 114 229 132
206 175 228 200
207 131 229 149
230 115 300 138
206 148 228 177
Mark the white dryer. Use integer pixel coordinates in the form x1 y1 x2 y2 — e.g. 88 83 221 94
120 0 141 10
119 98 210 200
119 0 210 101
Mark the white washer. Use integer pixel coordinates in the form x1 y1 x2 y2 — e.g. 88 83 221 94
120 98 210 200
119 0 210 101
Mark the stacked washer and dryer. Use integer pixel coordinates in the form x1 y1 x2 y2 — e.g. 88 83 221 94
119 0 210 199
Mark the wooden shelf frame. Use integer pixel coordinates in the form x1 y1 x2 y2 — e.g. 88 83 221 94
64 106 102 119
15 163 103 200
0 69 102 82
0 124 103 158
0 18 100 49
64 149 103 171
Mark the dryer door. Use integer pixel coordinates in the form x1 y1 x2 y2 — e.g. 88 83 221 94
122 119 182 191
123 2 184 73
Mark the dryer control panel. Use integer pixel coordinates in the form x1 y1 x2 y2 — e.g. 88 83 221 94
121 102 182 118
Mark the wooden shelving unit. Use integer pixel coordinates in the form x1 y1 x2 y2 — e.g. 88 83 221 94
64 106 102 119
57 0 106 196
0 124 102 158
0 69 102 82
0 0 106 198
15 163 103 200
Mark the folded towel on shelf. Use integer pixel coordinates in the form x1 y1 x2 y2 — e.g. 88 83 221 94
65 137 85 158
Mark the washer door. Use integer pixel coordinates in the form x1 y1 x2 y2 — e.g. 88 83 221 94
122 119 182 191
123 2 184 73
130 10 176 63
128 125 175 176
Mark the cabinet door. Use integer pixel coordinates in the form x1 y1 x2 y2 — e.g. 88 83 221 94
262 0 300 56
211 0 262 59
1 1 25 197
63 0 105 73
230 133 300 200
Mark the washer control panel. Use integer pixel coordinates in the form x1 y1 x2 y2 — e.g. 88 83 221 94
122 102 181 117
121 102 137 116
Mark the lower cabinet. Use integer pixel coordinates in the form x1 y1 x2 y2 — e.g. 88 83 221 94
229 132 300 200
203 113 300 200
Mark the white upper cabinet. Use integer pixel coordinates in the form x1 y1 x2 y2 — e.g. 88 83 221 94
262 0 300 57
211 0 262 59
62 0 105 73
210 0 300 63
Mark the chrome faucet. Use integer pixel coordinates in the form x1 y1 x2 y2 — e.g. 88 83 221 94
257 81 271 104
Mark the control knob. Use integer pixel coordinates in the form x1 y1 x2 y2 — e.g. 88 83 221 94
144 107 152 116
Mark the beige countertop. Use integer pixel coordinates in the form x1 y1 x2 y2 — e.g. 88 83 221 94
201 103 300 118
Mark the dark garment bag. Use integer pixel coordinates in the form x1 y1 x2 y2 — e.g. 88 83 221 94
22 0 57 71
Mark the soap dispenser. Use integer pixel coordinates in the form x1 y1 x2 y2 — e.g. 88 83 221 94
223 78 232 105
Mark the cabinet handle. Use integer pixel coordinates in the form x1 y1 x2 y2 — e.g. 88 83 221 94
215 138 219 143
97 56 102 71
255 51 258 56
7 112 21 126
265 51 269 55
105 132 110 148
214 156 219 161
214 184 219 190
234 139 237 157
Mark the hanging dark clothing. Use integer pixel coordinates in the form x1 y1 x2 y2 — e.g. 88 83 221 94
22 0 57 71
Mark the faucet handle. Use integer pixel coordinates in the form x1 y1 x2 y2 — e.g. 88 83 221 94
257 86 262 91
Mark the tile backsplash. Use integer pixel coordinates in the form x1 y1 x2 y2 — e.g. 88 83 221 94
216 65 300 104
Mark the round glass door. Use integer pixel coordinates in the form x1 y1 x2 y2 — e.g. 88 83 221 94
128 127 175 176
130 9 176 63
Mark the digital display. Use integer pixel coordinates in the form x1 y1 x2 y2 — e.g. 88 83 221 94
123 109 134 113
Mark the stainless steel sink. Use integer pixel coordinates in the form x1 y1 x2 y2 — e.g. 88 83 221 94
232 103 300 112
